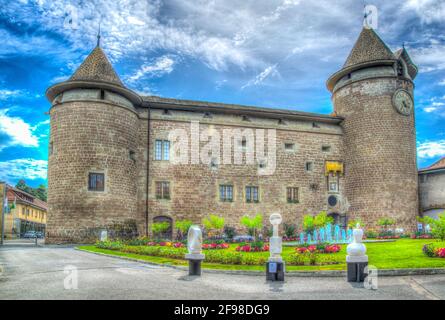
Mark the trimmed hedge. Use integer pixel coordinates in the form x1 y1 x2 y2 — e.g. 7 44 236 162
96 241 342 266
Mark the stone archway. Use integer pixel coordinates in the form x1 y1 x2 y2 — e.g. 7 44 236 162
153 216 173 240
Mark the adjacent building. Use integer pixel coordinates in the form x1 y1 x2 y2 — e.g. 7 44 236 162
0 183 47 239
419 157 445 219
45 26 420 243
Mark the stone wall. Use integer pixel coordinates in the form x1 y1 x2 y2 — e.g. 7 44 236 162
419 171 445 218
143 109 345 237
46 100 140 243
333 77 418 231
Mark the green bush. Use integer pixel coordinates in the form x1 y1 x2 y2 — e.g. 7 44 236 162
418 213 445 241
152 222 170 240
283 223 297 238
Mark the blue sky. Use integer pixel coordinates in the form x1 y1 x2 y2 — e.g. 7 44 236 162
0 0 444 187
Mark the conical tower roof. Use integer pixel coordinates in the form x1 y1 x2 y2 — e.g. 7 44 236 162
343 27 396 68
46 43 141 105
69 46 124 86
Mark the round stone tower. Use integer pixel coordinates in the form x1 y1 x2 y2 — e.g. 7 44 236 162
327 27 419 231
46 44 142 243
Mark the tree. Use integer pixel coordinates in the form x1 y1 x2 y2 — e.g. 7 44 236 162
15 180 47 202
202 214 225 238
418 213 445 241
175 219 193 241
240 214 263 241
303 211 334 232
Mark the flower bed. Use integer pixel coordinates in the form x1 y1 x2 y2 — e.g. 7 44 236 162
296 244 341 254
147 241 185 248
235 244 269 252
411 234 433 239
203 243 229 250
95 241 341 266
423 243 445 258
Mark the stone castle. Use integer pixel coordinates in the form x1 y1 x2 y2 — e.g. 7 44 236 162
45 27 420 243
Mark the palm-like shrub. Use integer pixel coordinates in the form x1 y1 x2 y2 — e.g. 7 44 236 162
175 219 193 241
240 214 263 241
202 214 225 238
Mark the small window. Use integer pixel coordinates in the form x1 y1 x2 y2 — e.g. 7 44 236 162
305 162 313 171
100 90 105 100
210 157 218 170
88 173 105 191
287 187 299 203
258 159 267 169
129 150 136 163
219 185 233 202
155 181 170 199
312 122 320 128
329 182 338 193
284 143 295 151
322 145 331 152
241 138 247 148
242 115 250 122
155 140 170 161
203 112 212 119
278 119 286 125
49 142 54 155
246 186 259 203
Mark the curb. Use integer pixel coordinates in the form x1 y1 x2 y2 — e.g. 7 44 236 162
75 248 445 278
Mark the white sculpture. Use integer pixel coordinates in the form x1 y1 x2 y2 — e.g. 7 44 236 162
187 225 203 255
269 213 283 262
346 223 368 261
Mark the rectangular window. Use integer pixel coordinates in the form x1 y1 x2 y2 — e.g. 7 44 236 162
246 186 259 203
284 143 295 151
88 173 105 191
305 162 313 171
322 145 331 152
286 187 299 203
219 185 233 202
155 140 170 160
155 181 170 199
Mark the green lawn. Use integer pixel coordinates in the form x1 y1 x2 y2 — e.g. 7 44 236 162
78 239 445 272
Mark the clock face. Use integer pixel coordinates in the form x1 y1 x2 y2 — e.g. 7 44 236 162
393 89 414 116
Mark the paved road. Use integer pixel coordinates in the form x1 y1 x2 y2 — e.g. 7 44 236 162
0 246 444 300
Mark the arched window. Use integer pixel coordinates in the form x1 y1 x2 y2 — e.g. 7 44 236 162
152 216 173 240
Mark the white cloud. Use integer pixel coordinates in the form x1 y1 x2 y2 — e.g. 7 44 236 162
242 64 279 89
439 79 445 86
127 55 176 83
0 158 47 182
418 140 445 159
404 0 445 24
0 89 23 100
0 109 39 150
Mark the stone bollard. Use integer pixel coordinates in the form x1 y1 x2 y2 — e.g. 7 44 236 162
346 223 368 282
266 213 285 281
185 225 205 276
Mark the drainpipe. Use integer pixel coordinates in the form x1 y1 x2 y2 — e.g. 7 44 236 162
0 182 6 246
145 104 151 237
